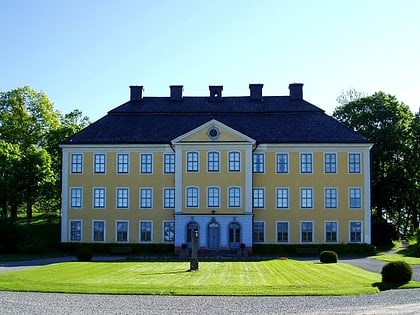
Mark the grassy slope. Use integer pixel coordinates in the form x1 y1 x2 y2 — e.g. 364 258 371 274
0 259 407 296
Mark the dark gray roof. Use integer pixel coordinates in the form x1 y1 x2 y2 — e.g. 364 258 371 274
62 96 370 145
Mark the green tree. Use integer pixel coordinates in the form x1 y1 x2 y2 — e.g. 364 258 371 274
333 92 416 234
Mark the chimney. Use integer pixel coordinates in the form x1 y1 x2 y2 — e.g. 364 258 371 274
130 85 143 101
209 85 223 102
289 83 303 100
170 85 183 101
249 84 264 100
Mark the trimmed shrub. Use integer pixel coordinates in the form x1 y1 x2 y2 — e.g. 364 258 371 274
76 248 93 262
320 250 338 263
381 261 412 284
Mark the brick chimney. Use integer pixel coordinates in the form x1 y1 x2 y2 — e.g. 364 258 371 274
130 85 143 101
170 85 183 101
209 85 223 102
289 83 303 100
249 84 264 100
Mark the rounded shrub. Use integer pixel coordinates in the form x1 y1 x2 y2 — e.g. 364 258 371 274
381 261 412 284
320 250 338 263
76 248 93 262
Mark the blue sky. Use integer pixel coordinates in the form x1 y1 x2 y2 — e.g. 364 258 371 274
1 0 419 121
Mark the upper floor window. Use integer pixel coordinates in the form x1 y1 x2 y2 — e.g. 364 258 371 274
208 187 220 208
140 154 153 174
93 188 105 208
253 154 264 173
253 221 265 243
349 188 362 208
300 153 313 173
253 188 264 208
349 153 361 173
116 188 129 209
186 187 199 207
94 154 106 173
71 154 83 173
140 188 153 209
208 152 220 172
163 188 175 208
300 188 313 209
70 187 82 208
117 154 129 174
187 152 199 172
164 154 175 173
228 187 241 207
324 153 337 173
325 188 337 209
276 153 288 173
276 188 289 209
228 152 240 172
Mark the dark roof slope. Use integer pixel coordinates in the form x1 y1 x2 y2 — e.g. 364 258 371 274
62 96 370 145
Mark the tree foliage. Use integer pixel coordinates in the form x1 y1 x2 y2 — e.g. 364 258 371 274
0 86 89 220
333 91 419 236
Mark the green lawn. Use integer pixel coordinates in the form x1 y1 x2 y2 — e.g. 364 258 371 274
1 259 419 296
373 253 420 265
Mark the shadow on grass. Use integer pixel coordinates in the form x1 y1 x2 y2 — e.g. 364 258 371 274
372 281 406 291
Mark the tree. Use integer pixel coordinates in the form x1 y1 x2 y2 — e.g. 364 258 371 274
336 88 366 105
333 92 416 235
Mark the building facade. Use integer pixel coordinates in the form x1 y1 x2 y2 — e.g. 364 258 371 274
60 83 372 252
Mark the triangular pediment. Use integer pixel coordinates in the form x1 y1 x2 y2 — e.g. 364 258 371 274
171 119 256 145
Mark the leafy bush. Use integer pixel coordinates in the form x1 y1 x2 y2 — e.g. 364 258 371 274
416 229 420 244
76 248 93 262
381 261 412 284
320 250 338 263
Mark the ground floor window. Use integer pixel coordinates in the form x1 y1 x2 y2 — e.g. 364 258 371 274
253 221 265 242
277 221 289 243
92 220 105 242
349 221 362 243
139 221 152 242
70 220 82 241
325 221 337 242
116 221 128 242
163 221 175 242
301 221 313 243
229 222 241 248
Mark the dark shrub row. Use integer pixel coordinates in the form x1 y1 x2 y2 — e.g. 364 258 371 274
252 243 376 256
59 243 175 256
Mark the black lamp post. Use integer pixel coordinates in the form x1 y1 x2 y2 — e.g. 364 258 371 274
190 229 199 270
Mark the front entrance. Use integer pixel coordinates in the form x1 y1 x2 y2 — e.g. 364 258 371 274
229 222 241 249
208 222 220 249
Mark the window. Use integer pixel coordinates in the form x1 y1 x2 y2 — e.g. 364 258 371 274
228 187 241 207
186 187 199 207
117 154 129 173
301 221 313 243
325 188 337 209
208 152 220 172
349 221 362 243
253 154 264 173
228 152 240 172
94 154 106 173
277 221 289 243
140 154 153 174
163 221 175 242
163 188 175 208
93 188 105 208
187 152 199 172
300 153 313 173
276 188 289 209
139 221 152 242
253 221 265 243
276 153 288 173
116 188 129 209
253 188 264 208
300 188 313 208
71 154 82 173
349 153 361 173
116 221 128 242
70 188 82 208
93 220 105 242
324 153 337 173
140 188 152 209
70 220 82 241
208 187 220 208
349 188 362 208
164 154 175 173
325 221 338 243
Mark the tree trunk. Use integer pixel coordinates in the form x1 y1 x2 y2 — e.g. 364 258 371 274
10 201 18 220
26 201 32 223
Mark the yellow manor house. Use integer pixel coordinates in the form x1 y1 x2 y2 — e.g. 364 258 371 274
60 83 372 253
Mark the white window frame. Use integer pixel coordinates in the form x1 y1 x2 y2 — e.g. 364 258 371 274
253 221 265 243
92 220 106 242
116 188 129 209
186 186 199 208
70 187 82 208
325 188 337 209
207 151 220 172
116 220 129 242
276 153 289 174
276 221 289 243
163 188 175 209
252 188 265 209
207 186 220 208
228 151 241 172
324 153 337 174
300 221 314 243
94 153 106 174
71 153 83 174
139 220 153 243
252 153 264 173
228 187 241 208
164 153 175 174
117 153 129 174
300 188 313 209
276 187 289 209
93 187 106 208
140 153 153 174
300 153 313 174
186 151 199 172
163 221 175 242
139 188 153 209
349 221 363 243
69 220 82 241
348 153 361 173
349 187 362 209
325 221 338 243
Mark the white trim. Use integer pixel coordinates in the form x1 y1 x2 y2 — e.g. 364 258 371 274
92 187 106 209
116 153 130 174
185 186 200 208
61 151 69 242
174 148 183 214
93 153 107 175
363 148 372 243
348 187 362 209
140 153 154 175
69 187 83 209
139 187 153 209
324 187 338 209
207 186 221 208
300 187 314 209
116 187 130 209
276 187 290 209
163 187 175 209
245 145 253 214
323 152 338 174
252 187 265 209
276 152 289 174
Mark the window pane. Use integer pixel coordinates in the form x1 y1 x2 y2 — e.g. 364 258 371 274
277 222 289 242
116 221 128 242
94 154 105 173
164 154 175 173
70 220 82 241
163 221 175 242
253 154 264 173
253 188 264 208
300 153 312 173
325 188 337 208
70 188 82 207
253 222 265 242
186 187 199 207
349 153 361 173
229 152 240 172
301 188 313 208
350 222 362 242
141 154 152 173
208 187 220 207
93 188 105 208
349 188 361 208
325 221 337 242
140 221 152 242
117 154 129 173
71 154 82 173
93 221 105 242
229 187 240 207
208 152 220 172
140 188 152 208
117 188 129 208
277 154 288 173
277 188 289 208
187 152 199 172
325 153 336 173
164 188 175 208
301 221 313 242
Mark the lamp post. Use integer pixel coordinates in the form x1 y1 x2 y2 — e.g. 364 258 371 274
190 229 199 270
